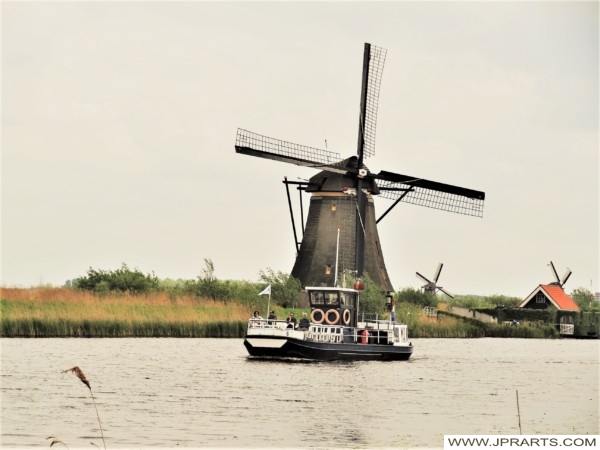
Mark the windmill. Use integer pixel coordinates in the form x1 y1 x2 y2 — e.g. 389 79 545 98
548 261 572 288
416 263 454 298
235 43 485 290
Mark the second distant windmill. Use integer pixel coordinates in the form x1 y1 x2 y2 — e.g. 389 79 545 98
416 263 454 298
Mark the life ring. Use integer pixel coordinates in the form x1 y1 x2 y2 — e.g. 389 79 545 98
342 309 351 325
324 309 340 325
311 308 324 324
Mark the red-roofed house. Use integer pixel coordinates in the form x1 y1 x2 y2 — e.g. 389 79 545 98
519 284 580 335
519 284 580 311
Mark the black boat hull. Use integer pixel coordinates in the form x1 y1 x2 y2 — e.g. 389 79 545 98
244 335 413 361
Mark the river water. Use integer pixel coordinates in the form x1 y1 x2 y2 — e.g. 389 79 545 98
1 338 598 449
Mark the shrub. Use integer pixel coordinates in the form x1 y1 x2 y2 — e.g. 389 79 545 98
258 268 302 308
395 287 438 307
73 264 159 295
355 273 387 318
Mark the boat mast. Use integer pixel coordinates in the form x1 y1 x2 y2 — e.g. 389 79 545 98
334 227 340 287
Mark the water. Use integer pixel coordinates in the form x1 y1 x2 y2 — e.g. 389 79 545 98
1 338 598 448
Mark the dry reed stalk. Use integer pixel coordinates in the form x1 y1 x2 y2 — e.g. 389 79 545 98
516 389 522 434
46 436 69 448
62 367 106 450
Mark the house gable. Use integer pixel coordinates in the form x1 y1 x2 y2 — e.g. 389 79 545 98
519 284 580 311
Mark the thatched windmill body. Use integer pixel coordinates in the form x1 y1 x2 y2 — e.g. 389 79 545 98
235 44 485 290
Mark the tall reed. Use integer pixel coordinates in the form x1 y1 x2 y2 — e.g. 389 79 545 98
1 288 253 337
62 367 106 450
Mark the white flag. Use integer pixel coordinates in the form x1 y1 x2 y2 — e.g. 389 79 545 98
258 285 271 296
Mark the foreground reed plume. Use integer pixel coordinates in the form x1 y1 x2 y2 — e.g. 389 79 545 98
63 366 90 389
46 436 68 448
62 367 106 449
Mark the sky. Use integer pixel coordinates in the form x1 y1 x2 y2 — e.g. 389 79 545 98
2 1 598 298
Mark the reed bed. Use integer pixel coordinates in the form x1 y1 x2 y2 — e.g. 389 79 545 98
1 288 560 339
484 323 558 338
410 315 486 338
1 288 250 338
402 305 558 339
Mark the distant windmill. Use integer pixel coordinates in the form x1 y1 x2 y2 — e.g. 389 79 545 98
235 43 485 290
548 261 572 288
416 263 454 298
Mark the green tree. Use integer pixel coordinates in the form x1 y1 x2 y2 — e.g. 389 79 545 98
73 263 159 295
571 287 596 310
396 287 438 307
258 268 302 308
197 258 230 301
355 273 387 318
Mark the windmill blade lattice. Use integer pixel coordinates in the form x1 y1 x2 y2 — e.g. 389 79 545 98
235 128 346 174
376 171 485 218
359 44 387 160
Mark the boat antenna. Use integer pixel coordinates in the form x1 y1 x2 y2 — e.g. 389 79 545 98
334 227 340 287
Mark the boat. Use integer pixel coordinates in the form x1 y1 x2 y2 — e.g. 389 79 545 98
243 284 413 361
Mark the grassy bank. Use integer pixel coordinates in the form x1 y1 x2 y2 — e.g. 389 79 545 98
1 288 250 338
1 288 558 338
396 303 558 338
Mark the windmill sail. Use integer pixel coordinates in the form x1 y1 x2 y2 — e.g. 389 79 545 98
235 128 346 173
357 44 387 162
433 263 444 283
561 268 572 287
548 261 572 288
376 170 485 218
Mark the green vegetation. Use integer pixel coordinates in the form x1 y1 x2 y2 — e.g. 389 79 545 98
395 287 439 307
352 272 388 316
571 287 600 311
258 268 303 308
68 260 303 310
72 263 160 295
447 293 522 309
2 262 597 338
0 289 250 338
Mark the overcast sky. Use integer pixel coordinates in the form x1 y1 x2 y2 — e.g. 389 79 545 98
2 1 598 297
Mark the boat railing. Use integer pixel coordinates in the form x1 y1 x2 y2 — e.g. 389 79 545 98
361 319 405 330
307 325 344 343
356 321 409 344
248 319 290 330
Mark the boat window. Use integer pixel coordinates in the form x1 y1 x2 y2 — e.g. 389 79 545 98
324 292 338 305
310 291 324 304
340 292 354 306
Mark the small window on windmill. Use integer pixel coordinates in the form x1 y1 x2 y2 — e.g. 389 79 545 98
324 265 332 275
331 202 337 212
535 292 546 304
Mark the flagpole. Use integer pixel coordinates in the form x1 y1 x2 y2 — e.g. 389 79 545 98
334 227 340 287
259 285 272 318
